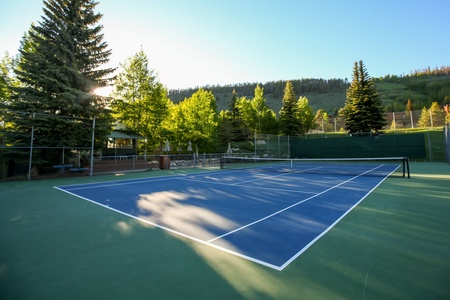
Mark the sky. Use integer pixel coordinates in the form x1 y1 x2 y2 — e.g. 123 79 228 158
0 0 449 92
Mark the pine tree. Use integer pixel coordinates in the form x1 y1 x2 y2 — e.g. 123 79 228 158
417 106 430 127
405 98 414 128
429 101 446 127
0 52 15 105
228 89 247 141
229 89 239 120
344 61 386 134
279 81 300 135
7 0 114 168
406 98 413 114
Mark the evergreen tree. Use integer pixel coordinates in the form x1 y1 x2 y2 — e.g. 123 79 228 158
217 110 234 148
344 61 386 134
228 89 247 141
229 89 239 120
279 81 300 135
406 98 414 127
6 0 114 168
0 52 16 105
417 106 430 127
429 101 446 127
417 102 446 127
406 98 413 114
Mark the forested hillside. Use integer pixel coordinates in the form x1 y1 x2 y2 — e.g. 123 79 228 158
375 66 450 112
168 66 450 115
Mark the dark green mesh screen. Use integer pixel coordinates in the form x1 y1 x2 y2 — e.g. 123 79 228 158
290 134 425 159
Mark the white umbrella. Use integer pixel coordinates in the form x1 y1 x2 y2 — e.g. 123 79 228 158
226 142 232 154
164 140 170 152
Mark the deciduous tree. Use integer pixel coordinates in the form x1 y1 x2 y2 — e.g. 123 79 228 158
166 89 218 152
296 96 316 134
111 49 170 149
237 85 278 135
252 85 278 134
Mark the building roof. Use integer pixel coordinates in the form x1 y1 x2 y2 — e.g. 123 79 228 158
108 131 145 139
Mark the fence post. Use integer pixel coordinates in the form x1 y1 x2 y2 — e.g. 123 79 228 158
445 124 450 163
429 110 433 127
254 133 257 157
392 112 396 130
278 135 280 158
427 129 433 161
89 116 95 176
27 113 35 181
288 135 290 158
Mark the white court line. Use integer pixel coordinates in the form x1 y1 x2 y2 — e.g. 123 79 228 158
228 165 326 185
59 176 182 191
53 185 284 270
207 164 386 243
54 163 396 271
56 168 247 191
230 172 292 185
278 164 399 270
178 176 317 195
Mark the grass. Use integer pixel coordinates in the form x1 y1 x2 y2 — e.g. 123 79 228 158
374 81 427 109
1 163 450 299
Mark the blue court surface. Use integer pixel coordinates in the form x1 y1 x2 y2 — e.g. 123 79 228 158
55 164 398 271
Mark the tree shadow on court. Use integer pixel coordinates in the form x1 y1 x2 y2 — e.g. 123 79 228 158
2 163 449 299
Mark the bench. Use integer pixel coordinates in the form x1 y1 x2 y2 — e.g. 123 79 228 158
52 164 74 169
69 167 89 173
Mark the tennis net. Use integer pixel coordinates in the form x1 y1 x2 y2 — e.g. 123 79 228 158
220 156 410 178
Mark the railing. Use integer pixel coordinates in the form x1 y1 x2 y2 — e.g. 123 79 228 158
91 153 222 174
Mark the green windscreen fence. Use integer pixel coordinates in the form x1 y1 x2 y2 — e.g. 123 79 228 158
290 134 425 159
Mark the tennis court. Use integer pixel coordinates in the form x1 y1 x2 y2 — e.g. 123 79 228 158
55 158 400 270
1 161 449 299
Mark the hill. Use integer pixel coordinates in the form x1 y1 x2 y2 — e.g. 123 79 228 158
168 67 450 115
168 79 349 115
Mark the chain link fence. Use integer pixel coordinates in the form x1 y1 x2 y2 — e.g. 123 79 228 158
313 109 447 133
228 128 446 163
1 109 448 181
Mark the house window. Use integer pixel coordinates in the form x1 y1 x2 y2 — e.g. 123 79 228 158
107 138 132 149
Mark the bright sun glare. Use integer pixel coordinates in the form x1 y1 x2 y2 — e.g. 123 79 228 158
93 86 113 97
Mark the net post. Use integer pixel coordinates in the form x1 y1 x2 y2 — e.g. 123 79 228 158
220 156 224 169
405 157 410 178
401 157 410 178
401 158 405 178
